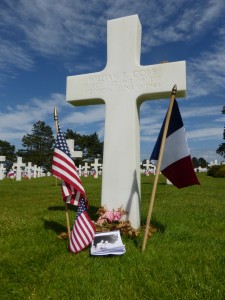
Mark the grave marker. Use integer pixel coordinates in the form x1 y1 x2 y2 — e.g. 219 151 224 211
33 165 37 178
66 139 83 159
0 163 6 180
25 162 33 179
83 162 90 177
66 15 186 228
91 158 102 178
13 157 26 181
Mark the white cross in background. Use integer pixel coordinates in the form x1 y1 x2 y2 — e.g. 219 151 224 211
66 139 83 159
91 158 102 179
13 157 26 181
83 162 90 177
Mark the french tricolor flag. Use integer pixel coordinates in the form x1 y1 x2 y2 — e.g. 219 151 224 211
151 100 200 188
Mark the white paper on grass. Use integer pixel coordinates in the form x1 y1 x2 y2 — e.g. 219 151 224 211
90 230 126 256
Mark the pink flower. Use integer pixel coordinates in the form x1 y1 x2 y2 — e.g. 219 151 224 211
105 211 114 222
113 211 123 221
96 206 127 225
97 216 107 225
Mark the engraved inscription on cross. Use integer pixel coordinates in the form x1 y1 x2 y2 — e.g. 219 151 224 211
66 15 186 229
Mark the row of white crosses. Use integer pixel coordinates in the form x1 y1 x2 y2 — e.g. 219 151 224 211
67 139 103 179
142 159 156 176
76 161 103 178
10 157 46 181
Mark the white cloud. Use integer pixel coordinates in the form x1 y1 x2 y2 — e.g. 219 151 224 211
0 93 68 147
62 105 105 126
187 127 223 140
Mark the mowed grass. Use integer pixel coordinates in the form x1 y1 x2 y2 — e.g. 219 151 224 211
0 173 225 300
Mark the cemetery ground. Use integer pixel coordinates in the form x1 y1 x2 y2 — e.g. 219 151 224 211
0 173 224 300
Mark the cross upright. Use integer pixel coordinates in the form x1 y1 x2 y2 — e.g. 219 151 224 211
33 165 37 178
13 157 26 181
0 163 6 180
83 162 90 176
91 158 102 179
66 15 186 229
25 162 33 179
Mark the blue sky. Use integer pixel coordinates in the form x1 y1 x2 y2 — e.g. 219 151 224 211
0 0 225 163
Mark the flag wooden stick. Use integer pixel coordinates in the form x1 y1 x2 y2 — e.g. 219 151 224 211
53 107 58 187
54 107 71 238
142 84 177 252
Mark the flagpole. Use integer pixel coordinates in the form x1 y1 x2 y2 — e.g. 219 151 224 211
53 107 58 187
54 107 71 238
142 84 177 252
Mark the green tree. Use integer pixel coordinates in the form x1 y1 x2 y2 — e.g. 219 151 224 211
65 129 103 164
0 140 16 171
216 106 225 159
17 121 55 171
192 157 199 168
198 157 207 168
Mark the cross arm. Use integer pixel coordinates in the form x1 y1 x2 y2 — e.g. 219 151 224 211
66 71 106 106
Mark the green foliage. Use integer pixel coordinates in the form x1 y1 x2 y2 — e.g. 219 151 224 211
0 174 225 299
192 157 207 168
0 140 16 171
18 121 55 171
207 165 225 178
216 106 225 159
65 129 103 164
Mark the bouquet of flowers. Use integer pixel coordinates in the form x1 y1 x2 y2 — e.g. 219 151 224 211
95 206 139 237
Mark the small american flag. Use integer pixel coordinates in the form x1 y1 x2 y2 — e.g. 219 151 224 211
52 125 86 205
69 198 96 253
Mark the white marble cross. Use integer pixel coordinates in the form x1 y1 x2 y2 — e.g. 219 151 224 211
143 159 156 175
33 165 37 178
77 164 83 176
91 158 102 178
143 160 151 173
66 15 186 228
0 163 6 180
0 156 6 162
83 162 90 177
66 139 83 159
37 166 42 177
25 162 33 179
13 157 26 181
0 156 6 180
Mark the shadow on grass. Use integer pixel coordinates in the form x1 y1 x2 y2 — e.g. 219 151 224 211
48 206 65 211
47 205 99 221
43 219 67 234
151 219 166 233
48 204 99 220
142 182 165 185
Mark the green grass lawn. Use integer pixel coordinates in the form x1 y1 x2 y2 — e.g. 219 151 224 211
0 173 224 300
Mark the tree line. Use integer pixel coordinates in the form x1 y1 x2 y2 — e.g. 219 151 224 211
0 121 103 172
1 107 224 173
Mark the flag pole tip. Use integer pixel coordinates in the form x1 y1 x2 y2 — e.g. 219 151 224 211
172 84 177 95
54 107 58 121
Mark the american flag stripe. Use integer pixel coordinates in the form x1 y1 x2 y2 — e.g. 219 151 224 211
52 125 86 205
53 165 85 193
75 215 92 245
62 182 80 205
52 160 82 185
52 153 80 180
53 149 76 172
76 216 93 244
52 158 76 177
69 208 96 254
